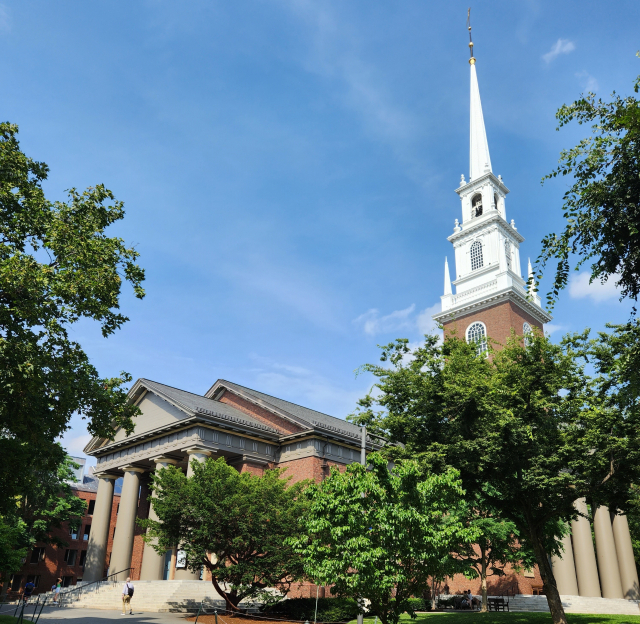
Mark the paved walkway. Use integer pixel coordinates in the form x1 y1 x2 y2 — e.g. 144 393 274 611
9 606 191 624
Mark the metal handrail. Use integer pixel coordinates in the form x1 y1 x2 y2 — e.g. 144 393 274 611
56 568 134 607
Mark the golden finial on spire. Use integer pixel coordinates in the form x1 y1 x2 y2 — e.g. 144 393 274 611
467 8 476 65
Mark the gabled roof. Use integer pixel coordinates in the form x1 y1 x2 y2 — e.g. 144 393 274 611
206 379 364 441
83 377 281 454
135 378 280 434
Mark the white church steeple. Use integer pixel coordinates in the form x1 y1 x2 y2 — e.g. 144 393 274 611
434 19 550 330
469 60 492 181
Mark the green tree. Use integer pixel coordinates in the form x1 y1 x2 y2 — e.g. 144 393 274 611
290 453 478 624
1 454 86 590
140 457 309 611
537 65 640 305
455 491 537 612
349 331 640 624
0 122 144 513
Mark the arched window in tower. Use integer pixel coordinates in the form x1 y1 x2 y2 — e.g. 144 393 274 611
504 239 512 270
466 322 488 355
470 240 483 271
494 193 499 210
471 194 483 218
523 322 533 347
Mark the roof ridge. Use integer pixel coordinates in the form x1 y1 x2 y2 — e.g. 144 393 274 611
219 379 339 420
309 419 360 439
139 378 209 399
195 406 278 433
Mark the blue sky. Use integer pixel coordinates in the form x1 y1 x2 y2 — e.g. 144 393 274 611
2 1 638 465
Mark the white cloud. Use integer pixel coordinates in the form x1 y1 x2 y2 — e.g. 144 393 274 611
568 271 620 303
0 4 9 33
416 303 442 336
542 38 576 63
544 323 565 336
281 0 431 185
353 304 416 336
353 302 442 339
248 354 368 419
576 70 599 92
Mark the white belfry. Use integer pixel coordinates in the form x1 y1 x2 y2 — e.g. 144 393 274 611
433 39 550 328
469 61 492 181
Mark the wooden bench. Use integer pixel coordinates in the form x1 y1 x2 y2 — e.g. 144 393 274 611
487 597 509 612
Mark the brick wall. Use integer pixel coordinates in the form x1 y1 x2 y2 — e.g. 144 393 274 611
443 300 543 346
276 455 346 485
441 561 543 596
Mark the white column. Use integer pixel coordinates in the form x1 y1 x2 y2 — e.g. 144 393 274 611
551 528 579 595
571 498 601 597
612 514 640 599
83 474 117 582
594 506 624 598
185 447 213 478
174 447 213 580
109 466 146 581
139 457 178 581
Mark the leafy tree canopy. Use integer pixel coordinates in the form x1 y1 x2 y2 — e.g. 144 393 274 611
0 122 144 513
0 454 86 584
349 331 640 624
455 489 537 612
538 66 640 306
140 457 309 611
291 453 478 624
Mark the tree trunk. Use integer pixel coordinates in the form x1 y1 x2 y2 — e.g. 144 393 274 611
210 575 241 612
480 549 488 613
530 528 567 624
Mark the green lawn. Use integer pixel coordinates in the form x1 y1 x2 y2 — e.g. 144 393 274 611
0 616 18 624
350 614 640 624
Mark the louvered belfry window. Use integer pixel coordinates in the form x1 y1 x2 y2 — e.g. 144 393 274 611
470 240 483 270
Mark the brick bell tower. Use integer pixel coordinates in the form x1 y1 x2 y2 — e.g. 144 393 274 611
432 33 551 349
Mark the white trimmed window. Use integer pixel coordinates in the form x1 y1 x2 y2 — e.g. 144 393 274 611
470 241 483 271
466 322 488 355
523 322 532 347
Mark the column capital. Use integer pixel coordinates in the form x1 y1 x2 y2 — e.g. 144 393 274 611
93 472 119 480
150 455 180 466
120 464 147 474
182 446 215 457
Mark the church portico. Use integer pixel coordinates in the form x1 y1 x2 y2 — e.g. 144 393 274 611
83 377 376 583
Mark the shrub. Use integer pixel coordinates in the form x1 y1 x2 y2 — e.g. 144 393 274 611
406 597 427 612
262 597 359 623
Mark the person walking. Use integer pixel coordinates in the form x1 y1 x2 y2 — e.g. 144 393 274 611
52 579 61 604
22 580 35 604
121 577 134 615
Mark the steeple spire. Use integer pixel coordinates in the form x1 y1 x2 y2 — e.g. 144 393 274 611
444 257 452 295
467 12 492 181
